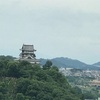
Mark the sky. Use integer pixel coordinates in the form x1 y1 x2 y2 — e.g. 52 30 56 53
0 0 100 64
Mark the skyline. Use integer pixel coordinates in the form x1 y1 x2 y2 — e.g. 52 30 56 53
0 0 100 64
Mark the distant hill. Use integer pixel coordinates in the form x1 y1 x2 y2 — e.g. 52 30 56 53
40 57 100 70
92 62 100 67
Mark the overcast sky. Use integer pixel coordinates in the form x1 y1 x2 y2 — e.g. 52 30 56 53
0 0 100 64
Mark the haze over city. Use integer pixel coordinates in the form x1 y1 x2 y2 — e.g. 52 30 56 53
0 0 100 64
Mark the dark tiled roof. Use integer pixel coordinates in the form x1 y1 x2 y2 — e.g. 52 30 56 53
22 44 36 51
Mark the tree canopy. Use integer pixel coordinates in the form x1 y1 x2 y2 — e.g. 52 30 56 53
0 56 83 100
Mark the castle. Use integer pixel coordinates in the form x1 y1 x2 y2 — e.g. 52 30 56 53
19 44 39 64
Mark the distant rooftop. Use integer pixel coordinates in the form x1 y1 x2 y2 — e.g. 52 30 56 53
21 44 36 51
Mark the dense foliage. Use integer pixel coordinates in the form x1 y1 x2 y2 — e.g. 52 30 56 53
0 56 83 100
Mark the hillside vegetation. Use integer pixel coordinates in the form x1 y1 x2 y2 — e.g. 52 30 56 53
0 56 83 100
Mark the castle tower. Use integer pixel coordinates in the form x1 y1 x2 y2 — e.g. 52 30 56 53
19 44 39 64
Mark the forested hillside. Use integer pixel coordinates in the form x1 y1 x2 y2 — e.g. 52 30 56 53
0 56 83 100
40 57 100 70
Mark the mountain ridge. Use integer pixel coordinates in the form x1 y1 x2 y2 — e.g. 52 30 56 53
39 57 100 70
92 62 100 67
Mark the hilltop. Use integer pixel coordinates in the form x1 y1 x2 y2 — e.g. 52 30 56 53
40 57 100 70
0 56 83 100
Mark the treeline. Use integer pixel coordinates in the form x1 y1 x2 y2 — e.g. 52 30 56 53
0 56 83 100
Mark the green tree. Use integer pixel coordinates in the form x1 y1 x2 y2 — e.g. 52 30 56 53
16 93 25 100
0 92 4 100
7 62 20 78
16 78 31 94
43 60 52 70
